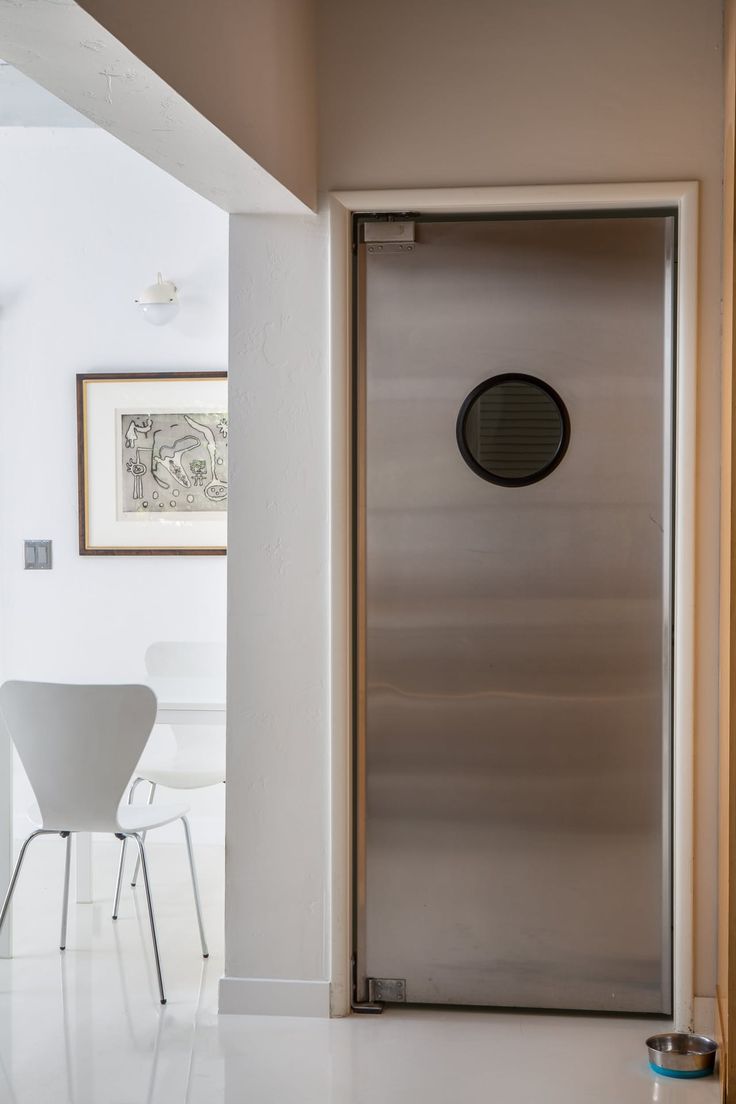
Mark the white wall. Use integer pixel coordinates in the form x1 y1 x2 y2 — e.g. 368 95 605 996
224 0 723 1015
0 127 228 842
221 213 329 1015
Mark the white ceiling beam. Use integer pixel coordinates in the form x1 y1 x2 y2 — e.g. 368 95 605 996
0 0 308 214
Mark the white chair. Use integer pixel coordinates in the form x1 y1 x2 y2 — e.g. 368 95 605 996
116 642 225 893
0 681 208 1005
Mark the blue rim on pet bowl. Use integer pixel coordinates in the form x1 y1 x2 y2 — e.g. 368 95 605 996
646 1033 718 1078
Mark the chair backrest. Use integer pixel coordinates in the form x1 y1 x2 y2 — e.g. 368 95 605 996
145 644 225 762
166 723 226 762
0 681 157 832
145 642 225 679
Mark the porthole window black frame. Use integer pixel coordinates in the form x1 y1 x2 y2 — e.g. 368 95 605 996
456 373 570 487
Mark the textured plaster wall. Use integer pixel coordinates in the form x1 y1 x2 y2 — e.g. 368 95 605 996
0 0 306 215
75 0 318 209
225 214 329 984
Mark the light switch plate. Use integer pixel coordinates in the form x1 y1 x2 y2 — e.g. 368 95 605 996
24 540 52 570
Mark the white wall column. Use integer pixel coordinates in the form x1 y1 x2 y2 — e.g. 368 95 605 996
0 735 10 957
220 212 330 1017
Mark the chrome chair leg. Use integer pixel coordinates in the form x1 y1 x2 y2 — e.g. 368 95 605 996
112 776 148 908
128 777 146 804
112 836 127 920
0 830 46 936
131 782 157 888
60 832 72 950
181 816 209 958
132 833 166 1005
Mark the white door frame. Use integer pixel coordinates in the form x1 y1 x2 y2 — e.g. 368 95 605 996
328 182 698 1025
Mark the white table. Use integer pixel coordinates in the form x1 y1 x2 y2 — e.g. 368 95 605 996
75 682 226 903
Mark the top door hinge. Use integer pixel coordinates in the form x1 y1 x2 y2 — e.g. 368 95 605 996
361 219 416 253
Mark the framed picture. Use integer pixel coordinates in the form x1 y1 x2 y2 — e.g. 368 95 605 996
77 371 227 555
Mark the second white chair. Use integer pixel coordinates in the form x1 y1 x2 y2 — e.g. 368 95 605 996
115 641 225 895
0 680 208 1005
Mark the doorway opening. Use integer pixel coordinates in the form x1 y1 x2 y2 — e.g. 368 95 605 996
347 203 687 1018
0 62 228 1024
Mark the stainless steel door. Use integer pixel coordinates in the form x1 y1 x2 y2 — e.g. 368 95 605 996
356 215 674 1014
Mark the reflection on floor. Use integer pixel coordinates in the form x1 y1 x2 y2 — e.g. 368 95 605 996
0 837 720 1103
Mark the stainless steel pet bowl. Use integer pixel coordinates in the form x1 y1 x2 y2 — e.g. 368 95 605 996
646 1033 718 1078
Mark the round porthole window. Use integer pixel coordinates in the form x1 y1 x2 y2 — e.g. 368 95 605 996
456 373 570 487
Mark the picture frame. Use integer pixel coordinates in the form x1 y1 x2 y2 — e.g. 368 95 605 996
77 371 228 555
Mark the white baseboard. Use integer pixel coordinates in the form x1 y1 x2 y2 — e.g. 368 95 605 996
218 976 331 1017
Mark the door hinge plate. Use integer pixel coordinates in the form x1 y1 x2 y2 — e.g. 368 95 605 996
361 220 416 252
367 977 407 1003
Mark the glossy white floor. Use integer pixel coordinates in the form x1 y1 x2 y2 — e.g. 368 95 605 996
0 836 720 1104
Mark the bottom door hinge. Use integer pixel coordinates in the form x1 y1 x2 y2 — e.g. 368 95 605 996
367 977 407 1003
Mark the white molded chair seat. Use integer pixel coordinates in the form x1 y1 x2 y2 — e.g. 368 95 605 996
122 731 225 890
135 761 225 790
136 643 225 792
135 722 225 791
24 800 190 834
0 680 208 1006
115 802 190 832
116 641 225 895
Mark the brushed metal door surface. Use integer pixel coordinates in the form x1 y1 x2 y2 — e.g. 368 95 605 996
358 215 673 1013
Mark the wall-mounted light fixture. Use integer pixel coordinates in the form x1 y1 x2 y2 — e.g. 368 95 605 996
135 272 179 326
